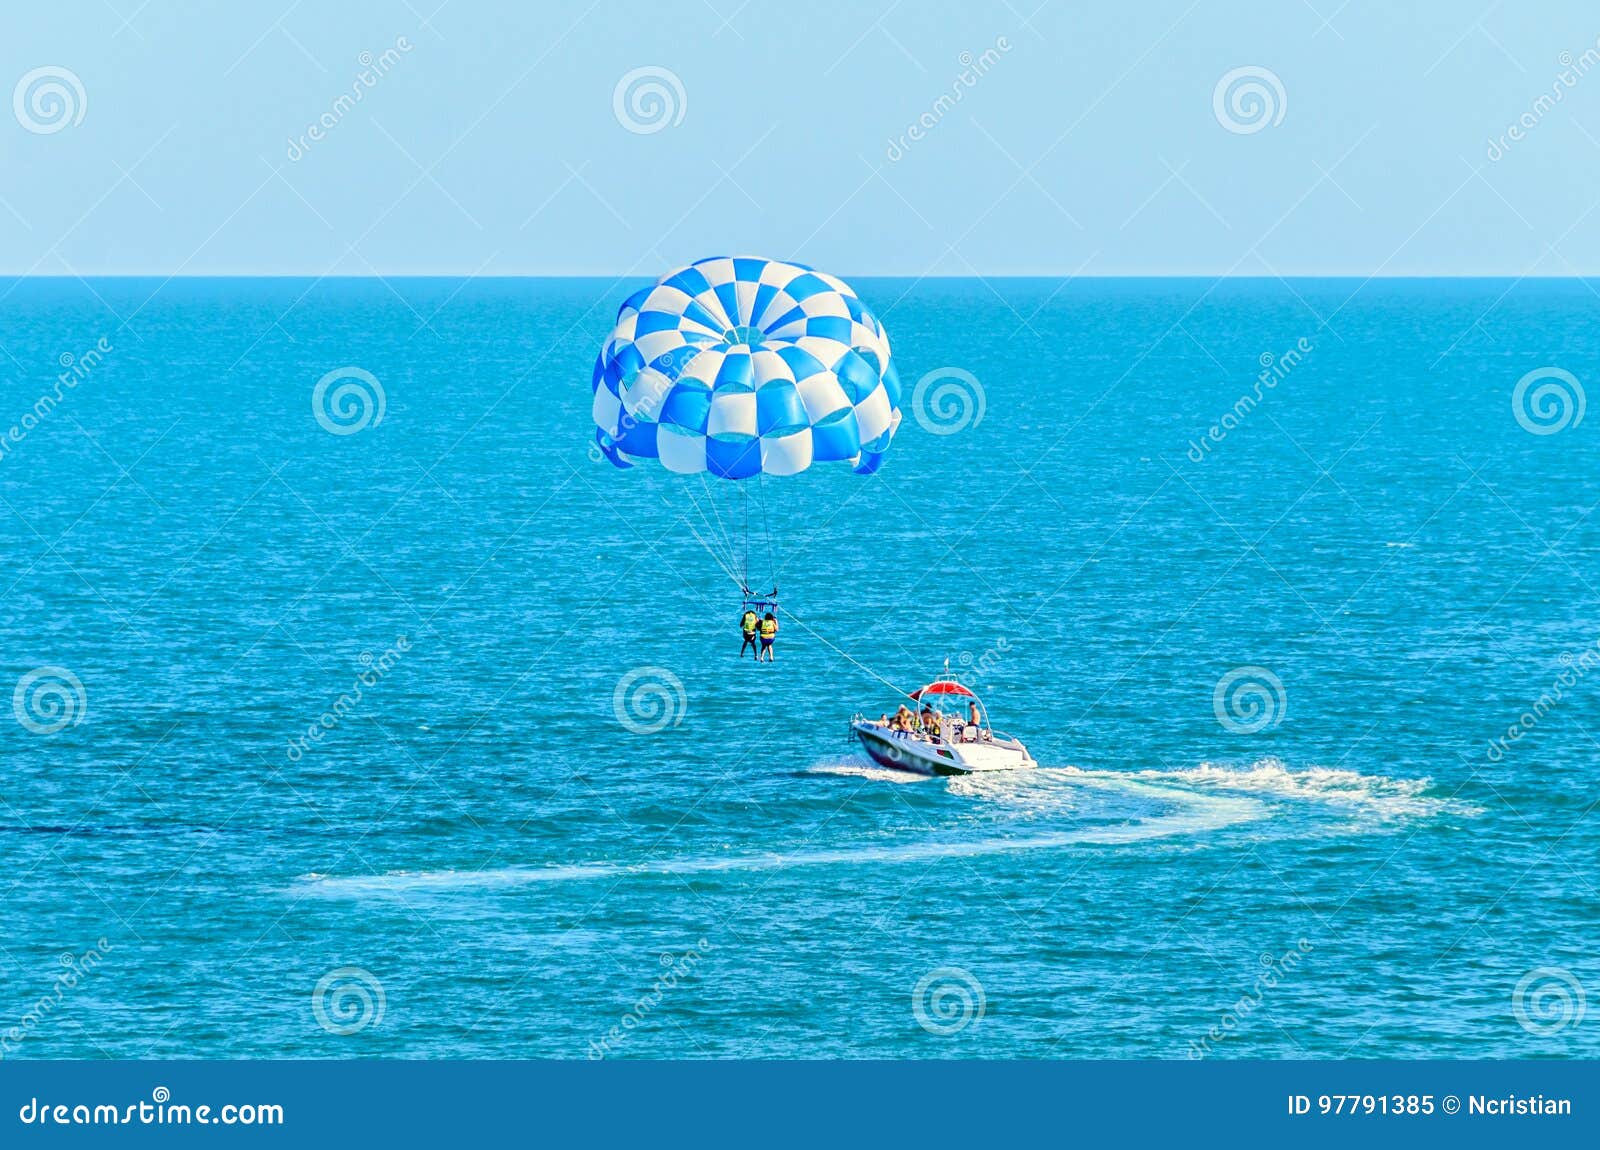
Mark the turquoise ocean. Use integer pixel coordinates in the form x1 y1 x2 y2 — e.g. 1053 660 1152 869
2 276 1596 1058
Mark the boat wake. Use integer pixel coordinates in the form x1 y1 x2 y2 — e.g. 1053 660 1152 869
802 760 925 784
294 774 1254 902
296 772 1263 899
1100 757 1482 820
299 818 1250 898
293 758 1471 900
821 755 1474 821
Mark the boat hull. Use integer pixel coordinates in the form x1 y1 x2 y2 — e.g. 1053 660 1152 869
851 721 1035 777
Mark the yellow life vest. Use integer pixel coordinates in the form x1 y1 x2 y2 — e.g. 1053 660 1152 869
741 612 758 634
759 619 777 638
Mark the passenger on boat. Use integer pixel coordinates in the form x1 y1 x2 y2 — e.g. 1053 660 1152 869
969 701 981 727
892 704 915 733
739 609 760 658
919 705 940 740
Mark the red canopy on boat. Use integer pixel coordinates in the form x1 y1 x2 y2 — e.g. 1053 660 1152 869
910 680 975 700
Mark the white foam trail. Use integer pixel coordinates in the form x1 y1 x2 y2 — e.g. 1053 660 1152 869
299 759 1465 901
294 782 1265 899
804 761 924 784
945 765 1139 815
1093 757 1481 818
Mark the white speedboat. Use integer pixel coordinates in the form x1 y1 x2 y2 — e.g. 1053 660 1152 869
850 678 1037 777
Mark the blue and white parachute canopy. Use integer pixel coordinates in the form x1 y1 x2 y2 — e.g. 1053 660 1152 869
591 256 902 479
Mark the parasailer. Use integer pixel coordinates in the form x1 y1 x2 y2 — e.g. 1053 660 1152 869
758 612 778 661
739 607 759 658
589 256 904 629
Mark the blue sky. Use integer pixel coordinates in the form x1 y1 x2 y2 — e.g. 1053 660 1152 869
4 0 1599 275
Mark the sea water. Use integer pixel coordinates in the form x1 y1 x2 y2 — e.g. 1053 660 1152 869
1 275 1596 1058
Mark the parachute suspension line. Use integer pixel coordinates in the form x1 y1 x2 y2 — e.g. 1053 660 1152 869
741 482 751 591
758 473 776 591
681 485 741 589
697 473 729 572
680 478 722 572
779 605 917 703
721 483 743 586
682 478 742 588
684 520 745 589
691 473 740 584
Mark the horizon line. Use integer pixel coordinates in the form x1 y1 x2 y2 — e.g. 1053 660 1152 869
5 272 1600 281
